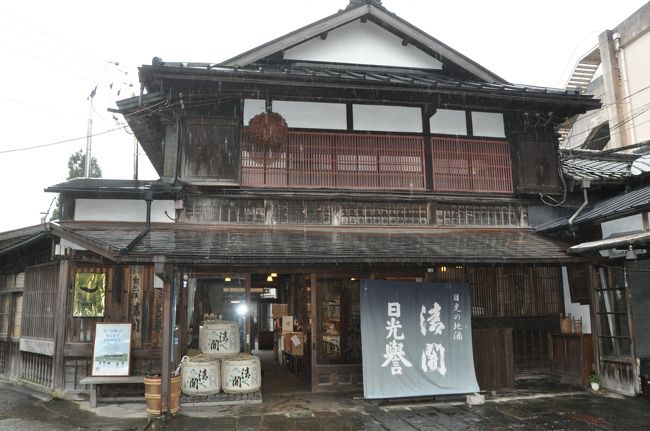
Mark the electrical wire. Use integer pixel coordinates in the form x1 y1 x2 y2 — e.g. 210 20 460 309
0 126 126 154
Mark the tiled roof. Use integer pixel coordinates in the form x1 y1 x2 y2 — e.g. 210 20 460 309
140 63 594 103
560 149 634 183
54 223 574 264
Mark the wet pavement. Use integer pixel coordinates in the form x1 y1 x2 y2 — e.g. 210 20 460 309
2 379 650 430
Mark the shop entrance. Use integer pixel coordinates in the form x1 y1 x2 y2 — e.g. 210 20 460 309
185 272 310 395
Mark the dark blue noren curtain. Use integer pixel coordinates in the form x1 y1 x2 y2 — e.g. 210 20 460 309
360 280 479 399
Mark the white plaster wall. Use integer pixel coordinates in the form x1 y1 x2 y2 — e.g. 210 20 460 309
74 199 176 223
622 30 650 143
562 266 592 334
429 109 467 135
243 99 266 125
273 101 347 130
471 112 505 138
284 20 443 70
353 104 422 133
601 214 644 239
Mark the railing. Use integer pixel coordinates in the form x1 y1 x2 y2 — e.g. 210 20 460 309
431 137 513 193
240 130 514 194
241 130 426 190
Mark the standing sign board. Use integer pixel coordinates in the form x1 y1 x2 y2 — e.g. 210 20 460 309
92 323 132 376
360 280 479 399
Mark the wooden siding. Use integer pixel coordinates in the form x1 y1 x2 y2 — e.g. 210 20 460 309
241 130 426 190
431 137 513 193
21 263 59 341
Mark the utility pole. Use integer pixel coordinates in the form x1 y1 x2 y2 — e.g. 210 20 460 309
85 86 97 178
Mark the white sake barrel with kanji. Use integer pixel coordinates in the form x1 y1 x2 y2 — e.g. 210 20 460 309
221 353 261 394
180 355 221 396
199 320 240 358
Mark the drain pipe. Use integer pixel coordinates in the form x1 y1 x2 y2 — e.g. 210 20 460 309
568 181 590 226
122 191 153 254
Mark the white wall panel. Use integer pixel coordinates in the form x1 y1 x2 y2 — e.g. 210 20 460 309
273 101 347 130
429 109 467 135
471 112 505 138
75 199 176 223
353 104 422 133
243 99 266 125
284 20 443 70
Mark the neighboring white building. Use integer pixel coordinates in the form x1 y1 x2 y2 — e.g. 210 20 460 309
562 2 650 151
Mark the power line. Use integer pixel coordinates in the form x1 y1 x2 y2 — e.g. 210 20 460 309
0 126 126 154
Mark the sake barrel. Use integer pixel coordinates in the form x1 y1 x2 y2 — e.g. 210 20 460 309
221 353 261 394
180 355 221 396
199 320 240 358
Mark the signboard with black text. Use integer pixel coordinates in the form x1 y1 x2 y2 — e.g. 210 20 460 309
360 280 479 399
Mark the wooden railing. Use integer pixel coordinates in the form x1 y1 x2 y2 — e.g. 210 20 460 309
240 130 514 194
241 130 426 190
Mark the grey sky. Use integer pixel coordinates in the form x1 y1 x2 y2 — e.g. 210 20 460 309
0 0 646 232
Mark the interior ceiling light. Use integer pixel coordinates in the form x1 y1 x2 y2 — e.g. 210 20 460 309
225 277 231 282
267 275 273 282
271 272 278 278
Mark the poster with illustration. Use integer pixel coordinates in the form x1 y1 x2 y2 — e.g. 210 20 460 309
73 272 106 317
92 323 132 376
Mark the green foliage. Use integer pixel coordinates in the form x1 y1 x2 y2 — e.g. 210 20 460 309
67 149 102 179
49 150 102 221
588 373 601 384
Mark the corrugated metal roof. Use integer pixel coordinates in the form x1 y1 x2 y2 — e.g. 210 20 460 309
575 185 650 223
0 225 48 251
45 178 180 196
570 231 650 254
536 185 650 233
54 222 574 264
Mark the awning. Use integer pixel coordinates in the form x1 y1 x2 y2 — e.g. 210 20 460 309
569 231 650 254
51 222 577 265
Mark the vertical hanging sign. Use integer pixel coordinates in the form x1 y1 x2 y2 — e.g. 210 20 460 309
360 280 479 399
73 272 106 317
129 266 143 348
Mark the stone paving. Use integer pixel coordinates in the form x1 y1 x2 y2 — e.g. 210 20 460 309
2 380 650 431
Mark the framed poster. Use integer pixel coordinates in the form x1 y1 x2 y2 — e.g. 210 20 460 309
73 272 106 317
91 323 132 376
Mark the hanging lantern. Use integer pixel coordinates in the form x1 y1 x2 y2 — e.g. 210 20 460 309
247 111 288 162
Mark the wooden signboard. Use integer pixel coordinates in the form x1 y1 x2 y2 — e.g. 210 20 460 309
91 323 132 376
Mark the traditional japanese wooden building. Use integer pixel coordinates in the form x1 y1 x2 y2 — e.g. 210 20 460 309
0 0 599 409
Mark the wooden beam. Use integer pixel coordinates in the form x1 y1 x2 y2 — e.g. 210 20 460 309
53 259 69 391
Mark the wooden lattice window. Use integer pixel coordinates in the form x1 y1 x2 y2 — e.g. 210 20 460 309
431 137 513 193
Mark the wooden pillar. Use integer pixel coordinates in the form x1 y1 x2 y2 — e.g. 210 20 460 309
245 275 251 353
310 272 317 393
53 259 69 391
155 257 173 416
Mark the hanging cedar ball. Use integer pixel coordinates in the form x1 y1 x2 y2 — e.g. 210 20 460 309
247 111 288 161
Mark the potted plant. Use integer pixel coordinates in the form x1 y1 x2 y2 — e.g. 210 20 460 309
588 373 601 391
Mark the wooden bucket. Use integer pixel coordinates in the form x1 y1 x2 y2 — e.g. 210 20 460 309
144 375 182 416
574 319 583 334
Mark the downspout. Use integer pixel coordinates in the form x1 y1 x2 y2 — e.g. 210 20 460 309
568 182 590 227
121 191 153 253
614 33 637 145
